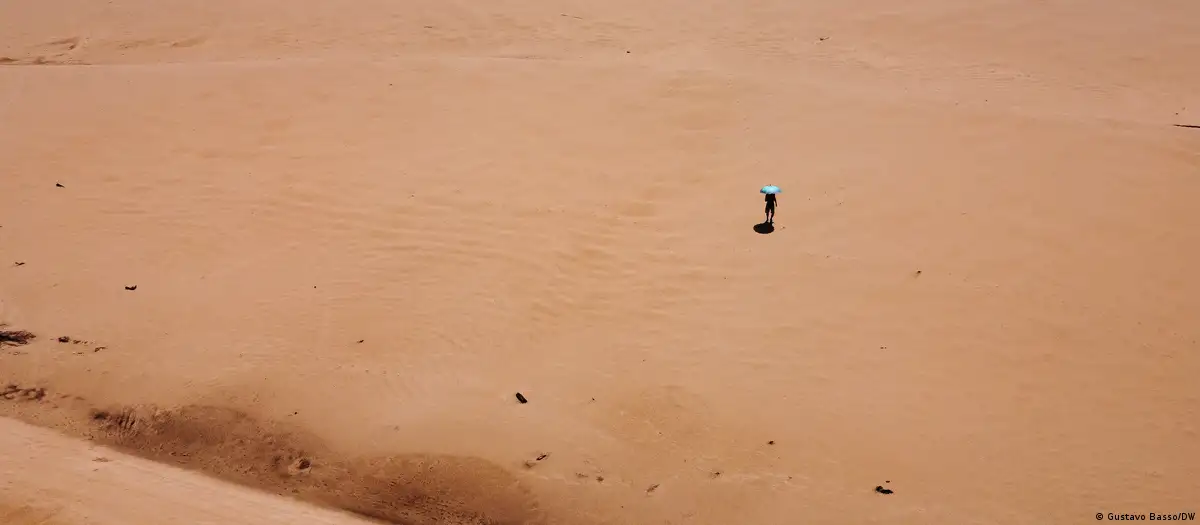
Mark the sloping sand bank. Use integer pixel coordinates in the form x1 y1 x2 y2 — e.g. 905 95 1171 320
0 417 382 525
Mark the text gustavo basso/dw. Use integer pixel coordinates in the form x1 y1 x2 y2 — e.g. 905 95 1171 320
1105 512 1196 521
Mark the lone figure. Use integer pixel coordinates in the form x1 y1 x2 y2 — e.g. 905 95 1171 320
764 192 777 223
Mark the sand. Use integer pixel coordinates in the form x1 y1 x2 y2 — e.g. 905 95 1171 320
1 418 385 525
2 0 1199 523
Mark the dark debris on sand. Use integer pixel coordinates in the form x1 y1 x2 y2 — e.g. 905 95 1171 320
1 384 46 401
0 326 36 347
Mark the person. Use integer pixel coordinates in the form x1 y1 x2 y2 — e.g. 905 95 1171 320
764 192 777 223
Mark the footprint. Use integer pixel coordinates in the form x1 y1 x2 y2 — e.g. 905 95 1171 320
286 457 312 476
7 37 87 65
116 38 162 50
170 36 206 48
522 452 550 468
112 36 206 51
0 384 47 401
44 37 81 52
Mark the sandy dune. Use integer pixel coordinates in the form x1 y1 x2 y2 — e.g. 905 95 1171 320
0 417 383 525
3 0 1199 523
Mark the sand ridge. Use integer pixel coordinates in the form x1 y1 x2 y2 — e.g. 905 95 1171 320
1 416 385 525
1 382 547 525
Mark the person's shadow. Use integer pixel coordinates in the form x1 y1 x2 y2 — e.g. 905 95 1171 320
753 221 775 234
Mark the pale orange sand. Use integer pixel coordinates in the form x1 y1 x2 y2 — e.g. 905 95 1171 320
1 418 383 525
2 0 1199 523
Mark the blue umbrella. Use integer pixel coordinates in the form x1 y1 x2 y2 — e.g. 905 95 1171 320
760 185 782 194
